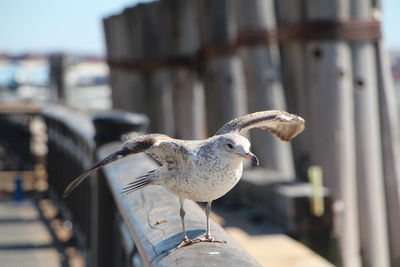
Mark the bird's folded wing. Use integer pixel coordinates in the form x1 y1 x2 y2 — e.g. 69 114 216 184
62 133 186 198
216 110 305 141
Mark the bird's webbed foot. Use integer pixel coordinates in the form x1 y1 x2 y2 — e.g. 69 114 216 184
193 234 226 244
175 236 198 249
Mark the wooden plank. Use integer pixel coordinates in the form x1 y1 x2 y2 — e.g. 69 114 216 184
225 228 334 267
350 1 390 266
98 142 261 266
198 0 248 135
0 200 63 267
0 100 41 113
235 0 294 177
304 1 361 266
223 168 334 261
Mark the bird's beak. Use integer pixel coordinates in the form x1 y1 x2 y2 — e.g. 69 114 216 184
245 152 259 166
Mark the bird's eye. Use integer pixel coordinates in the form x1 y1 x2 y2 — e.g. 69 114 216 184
227 143 233 149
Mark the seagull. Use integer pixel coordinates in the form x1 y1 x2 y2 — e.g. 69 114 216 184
63 110 305 248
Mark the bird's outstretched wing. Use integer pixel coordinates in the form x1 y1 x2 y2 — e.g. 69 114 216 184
62 133 188 198
216 110 305 141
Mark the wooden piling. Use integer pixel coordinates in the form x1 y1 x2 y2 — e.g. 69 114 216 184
121 5 148 115
275 0 310 178
235 0 295 177
102 16 115 105
161 0 206 139
305 1 361 266
350 1 390 266
49 53 66 102
108 14 132 111
374 2 400 263
141 2 175 135
197 0 248 136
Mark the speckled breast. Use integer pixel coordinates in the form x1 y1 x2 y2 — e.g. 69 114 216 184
163 160 244 202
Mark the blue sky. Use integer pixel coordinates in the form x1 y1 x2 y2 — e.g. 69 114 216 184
0 0 399 55
0 0 148 55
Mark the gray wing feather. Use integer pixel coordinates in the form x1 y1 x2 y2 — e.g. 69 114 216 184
216 110 305 141
62 133 175 198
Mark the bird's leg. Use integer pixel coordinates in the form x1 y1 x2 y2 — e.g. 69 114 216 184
205 201 212 240
194 201 226 244
179 197 188 241
176 197 195 248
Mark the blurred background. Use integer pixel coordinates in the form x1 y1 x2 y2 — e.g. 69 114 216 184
0 0 400 266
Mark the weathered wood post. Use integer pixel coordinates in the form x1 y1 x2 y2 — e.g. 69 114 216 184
304 1 361 266
161 0 207 140
197 0 248 135
235 0 295 177
102 15 115 104
374 1 400 265
120 4 148 115
104 5 150 116
140 2 175 135
350 1 390 266
49 53 66 102
115 13 133 111
106 14 133 111
377 45 400 267
275 0 310 178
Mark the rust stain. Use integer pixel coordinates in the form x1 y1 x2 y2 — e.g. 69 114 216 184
155 220 168 225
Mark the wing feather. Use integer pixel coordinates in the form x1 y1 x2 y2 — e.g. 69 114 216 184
216 110 305 141
62 133 187 198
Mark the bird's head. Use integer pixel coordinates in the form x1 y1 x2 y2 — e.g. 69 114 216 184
214 134 259 166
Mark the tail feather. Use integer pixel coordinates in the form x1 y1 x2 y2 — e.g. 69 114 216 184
122 179 151 194
121 176 153 194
